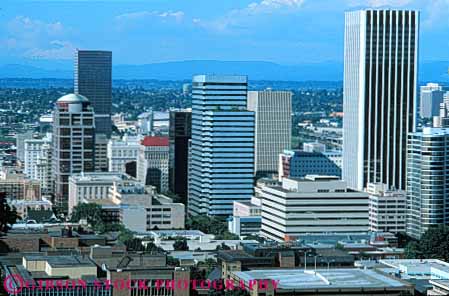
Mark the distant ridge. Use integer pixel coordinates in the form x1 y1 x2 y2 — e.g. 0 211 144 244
0 60 447 82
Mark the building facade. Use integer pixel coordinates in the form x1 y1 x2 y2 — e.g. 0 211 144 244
279 150 342 180
188 75 255 217
247 90 292 178
260 176 369 242
107 135 140 174
24 134 51 180
343 9 419 191
52 94 95 212
68 172 126 214
94 134 108 172
407 128 449 239
74 49 112 137
420 83 444 118
367 183 407 234
169 109 192 202
137 136 169 193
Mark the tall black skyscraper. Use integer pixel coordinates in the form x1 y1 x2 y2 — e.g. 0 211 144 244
343 10 419 191
74 50 112 137
169 109 192 204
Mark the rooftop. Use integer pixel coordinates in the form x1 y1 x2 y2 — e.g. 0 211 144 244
69 172 129 183
234 269 408 290
56 93 89 104
141 136 169 147
24 255 95 268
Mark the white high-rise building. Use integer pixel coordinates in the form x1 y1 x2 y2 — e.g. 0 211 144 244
343 10 419 191
137 136 169 193
260 175 369 242
24 134 51 180
188 75 255 217
247 90 292 178
107 135 140 173
420 83 444 118
367 183 407 234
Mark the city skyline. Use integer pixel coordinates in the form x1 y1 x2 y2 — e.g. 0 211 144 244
0 0 449 69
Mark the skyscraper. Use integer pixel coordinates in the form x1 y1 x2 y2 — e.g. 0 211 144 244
74 50 112 137
420 83 444 118
169 109 192 203
343 9 419 191
406 127 449 239
52 94 95 212
247 90 292 178
188 75 255 217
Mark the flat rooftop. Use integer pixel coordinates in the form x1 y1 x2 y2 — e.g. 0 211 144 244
24 255 95 268
379 259 449 278
234 269 408 290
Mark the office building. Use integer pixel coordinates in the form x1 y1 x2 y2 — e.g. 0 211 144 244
260 176 369 242
188 75 255 217
137 111 154 135
137 136 169 192
367 183 407 234
303 142 326 153
74 49 112 137
107 135 140 174
247 90 292 177
279 150 342 180
52 94 95 212
407 127 449 239
24 134 51 180
35 142 53 195
94 133 108 172
0 169 40 200
420 83 444 118
169 109 191 202
84 177 185 231
343 10 419 191
15 131 34 163
68 172 125 214
228 198 262 237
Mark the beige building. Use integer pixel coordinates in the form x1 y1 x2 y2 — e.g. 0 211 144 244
0 168 41 200
68 172 128 214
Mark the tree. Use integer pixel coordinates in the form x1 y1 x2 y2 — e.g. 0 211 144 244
404 241 421 259
186 216 238 239
0 192 19 234
216 243 231 251
405 225 449 261
70 203 103 225
173 238 189 251
118 227 134 244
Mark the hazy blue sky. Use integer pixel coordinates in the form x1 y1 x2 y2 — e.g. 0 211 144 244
0 0 448 67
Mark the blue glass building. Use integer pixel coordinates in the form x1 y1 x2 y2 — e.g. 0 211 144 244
188 75 255 217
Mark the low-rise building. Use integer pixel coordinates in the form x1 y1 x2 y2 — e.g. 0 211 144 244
367 183 407 234
68 172 128 214
83 177 185 231
0 168 40 200
231 268 414 295
7 197 52 219
279 150 342 180
228 198 262 237
260 175 369 242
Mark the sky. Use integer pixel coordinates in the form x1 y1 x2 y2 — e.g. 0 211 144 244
0 0 448 68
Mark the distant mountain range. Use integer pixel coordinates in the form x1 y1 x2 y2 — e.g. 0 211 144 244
0 60 448 82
